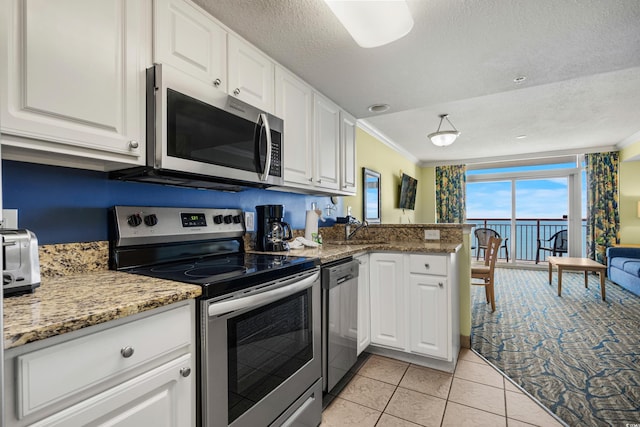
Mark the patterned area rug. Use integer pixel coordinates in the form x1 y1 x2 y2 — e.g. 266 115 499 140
472 268 640 427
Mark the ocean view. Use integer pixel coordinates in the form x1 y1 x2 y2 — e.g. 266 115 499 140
468 219 588 261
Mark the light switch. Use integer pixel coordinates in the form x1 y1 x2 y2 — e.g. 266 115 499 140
244 212 255 231
2 209 18 229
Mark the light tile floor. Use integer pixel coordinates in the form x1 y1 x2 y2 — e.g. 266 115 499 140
321 349 566 427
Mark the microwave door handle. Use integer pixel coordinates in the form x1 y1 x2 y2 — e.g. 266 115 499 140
259 113 273 182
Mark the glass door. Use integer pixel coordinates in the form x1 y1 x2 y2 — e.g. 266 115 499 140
466 159 586 264
515 178 568 262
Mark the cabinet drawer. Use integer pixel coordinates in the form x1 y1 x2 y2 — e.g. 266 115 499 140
17 304 192 418
408 254 447 276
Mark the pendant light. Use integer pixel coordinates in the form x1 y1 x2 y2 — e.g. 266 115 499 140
428 114 460 147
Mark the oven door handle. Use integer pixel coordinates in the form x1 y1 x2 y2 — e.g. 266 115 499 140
208 271 319 317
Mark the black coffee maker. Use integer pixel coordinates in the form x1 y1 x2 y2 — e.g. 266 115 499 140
256 205 293 252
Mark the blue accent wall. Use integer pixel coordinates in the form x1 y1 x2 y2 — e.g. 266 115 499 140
2 160 336 244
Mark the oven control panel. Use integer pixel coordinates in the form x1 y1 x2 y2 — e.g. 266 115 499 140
113 206 245 246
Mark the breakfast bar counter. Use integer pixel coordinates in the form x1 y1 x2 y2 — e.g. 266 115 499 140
255 240 462 264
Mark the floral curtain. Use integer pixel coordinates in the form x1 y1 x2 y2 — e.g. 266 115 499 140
436 164 466 223
585 152 620 264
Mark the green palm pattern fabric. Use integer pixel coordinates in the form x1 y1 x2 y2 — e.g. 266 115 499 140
585 152 620 264
436 164 466 223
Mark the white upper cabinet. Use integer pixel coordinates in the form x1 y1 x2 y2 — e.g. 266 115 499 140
154 0 227 91
313 92 340 191
0 0 150 169
228 34 274 113
340 111 357 194
275 66 313 186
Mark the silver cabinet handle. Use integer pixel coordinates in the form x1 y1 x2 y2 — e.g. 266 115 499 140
424 263 430 269
233 88 241 95
439 282 444 288
317 179 322 184
129 140 139 149
120 346 134 358
180 367 191 378
308 177 313 182
213 78 221 87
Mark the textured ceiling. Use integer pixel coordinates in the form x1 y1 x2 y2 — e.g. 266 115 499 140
194 0 640 165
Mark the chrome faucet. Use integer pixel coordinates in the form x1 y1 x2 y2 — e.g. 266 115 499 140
345 218 369 240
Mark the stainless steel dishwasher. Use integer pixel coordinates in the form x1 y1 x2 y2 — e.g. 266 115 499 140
322 257 359 393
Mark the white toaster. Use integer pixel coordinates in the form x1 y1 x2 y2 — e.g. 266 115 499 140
1 229 41 296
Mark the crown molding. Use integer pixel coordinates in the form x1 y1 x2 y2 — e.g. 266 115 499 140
357 120 419 164
617 130 640 149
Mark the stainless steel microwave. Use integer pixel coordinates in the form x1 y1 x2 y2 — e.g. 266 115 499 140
111 64 283 190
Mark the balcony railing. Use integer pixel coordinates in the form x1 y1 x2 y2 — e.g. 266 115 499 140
468 218 587 263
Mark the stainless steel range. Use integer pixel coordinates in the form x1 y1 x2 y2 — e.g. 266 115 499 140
110 206 322 427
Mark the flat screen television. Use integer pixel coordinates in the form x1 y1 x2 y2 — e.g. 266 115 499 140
398 173 418 210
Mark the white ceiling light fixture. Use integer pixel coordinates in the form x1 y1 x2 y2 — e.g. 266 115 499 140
323 0 414 48
428 114 460 147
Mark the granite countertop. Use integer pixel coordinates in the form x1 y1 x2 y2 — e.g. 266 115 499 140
250 241 462 264
3 237 460 350
3 271 201 350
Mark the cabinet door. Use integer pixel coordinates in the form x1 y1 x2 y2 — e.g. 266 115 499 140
408 274 449 359
369 253 405 350
313 92 340 191
356 254 370 355
275 66 313 186
340 111 357 194
29 354 194 427
154 0 227 91
0 0 148 166
228 34 274 112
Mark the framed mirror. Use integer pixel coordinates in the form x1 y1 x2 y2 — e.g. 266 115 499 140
363 168 381 223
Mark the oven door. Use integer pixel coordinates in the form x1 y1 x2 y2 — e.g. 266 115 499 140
202 269 321 427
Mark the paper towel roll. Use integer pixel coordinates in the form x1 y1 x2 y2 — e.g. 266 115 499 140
305 210 319 241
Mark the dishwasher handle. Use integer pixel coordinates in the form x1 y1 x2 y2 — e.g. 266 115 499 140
322 260 359 290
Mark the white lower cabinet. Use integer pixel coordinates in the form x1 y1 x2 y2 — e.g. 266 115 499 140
4 301 196 427
368 252 459 365
355 253 370 355
408 274 448 359
30 354 193 427
369 253 405 350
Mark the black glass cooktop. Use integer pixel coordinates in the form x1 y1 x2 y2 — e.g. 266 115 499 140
126 253 319 299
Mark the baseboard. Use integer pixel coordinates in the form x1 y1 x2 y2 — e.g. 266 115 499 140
460 335 470 349
366 345 457 373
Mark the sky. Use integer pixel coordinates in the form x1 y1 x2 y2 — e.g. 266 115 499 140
466 165 587 219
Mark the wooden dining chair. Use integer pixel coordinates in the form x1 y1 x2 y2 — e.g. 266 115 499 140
471 236 502 312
